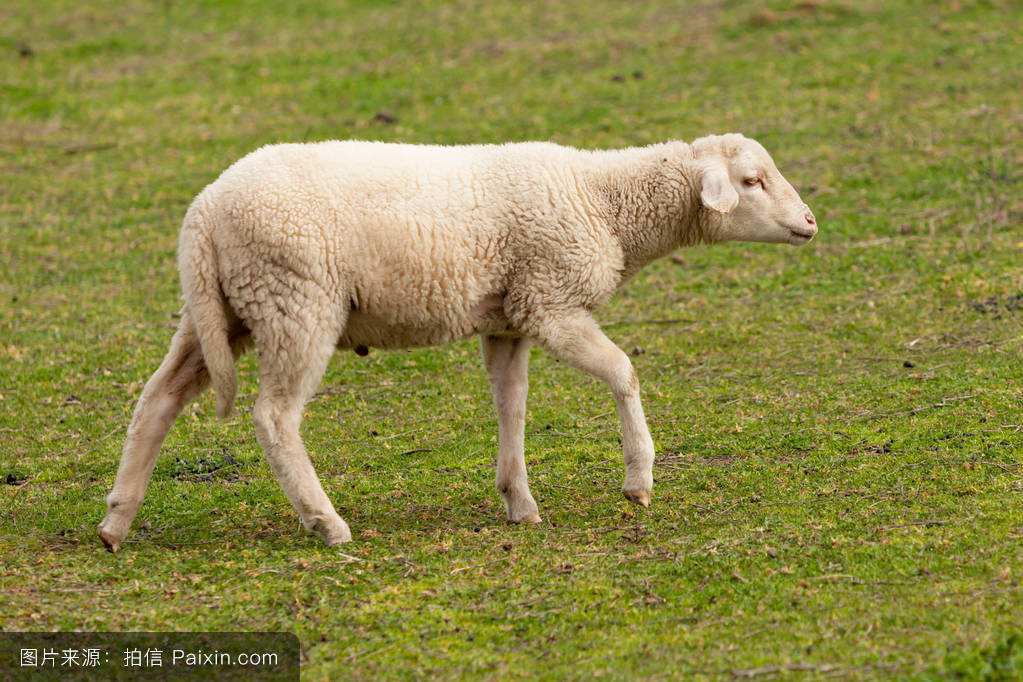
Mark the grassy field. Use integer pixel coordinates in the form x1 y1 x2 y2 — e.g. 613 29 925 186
2 0 1023 678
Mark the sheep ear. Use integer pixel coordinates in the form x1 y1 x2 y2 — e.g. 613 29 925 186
699 162 738 214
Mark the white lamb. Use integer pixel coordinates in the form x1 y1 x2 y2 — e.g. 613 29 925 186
98 133 818 550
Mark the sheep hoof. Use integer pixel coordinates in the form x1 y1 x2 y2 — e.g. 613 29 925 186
323 527 352 546
510 512 542 524
623 489 651 507
312 516 352 546
97 525 122 553
325 534 352 547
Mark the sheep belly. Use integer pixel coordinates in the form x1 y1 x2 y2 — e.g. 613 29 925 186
339 291 512 350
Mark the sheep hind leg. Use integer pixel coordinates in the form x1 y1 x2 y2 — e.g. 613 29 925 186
251 304 351 546
98 314 250 551
481 335 540 523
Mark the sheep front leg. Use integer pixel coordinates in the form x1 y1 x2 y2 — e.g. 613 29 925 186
532 312 654 506
481 335 541 523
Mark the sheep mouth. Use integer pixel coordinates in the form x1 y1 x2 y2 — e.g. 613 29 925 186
788 228 816 242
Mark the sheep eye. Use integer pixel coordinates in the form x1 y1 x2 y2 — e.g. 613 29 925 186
743 177 761 187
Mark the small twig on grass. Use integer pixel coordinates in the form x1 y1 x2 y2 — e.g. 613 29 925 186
388 555 419 577
803 573 907 586
731 661 898 678
731 662 840 678
808 573 863 584
878 519 947 532
906 394 977 415
244 568 283 577
973 459 1020 472
857 393 977 421
336 552 365 564
97 424 124 444
63 142 116 154
347 642 396 663
49 586 115 594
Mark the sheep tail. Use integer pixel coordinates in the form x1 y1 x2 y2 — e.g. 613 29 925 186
178 204 237 418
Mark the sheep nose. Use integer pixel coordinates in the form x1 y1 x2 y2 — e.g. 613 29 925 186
804 211 816 226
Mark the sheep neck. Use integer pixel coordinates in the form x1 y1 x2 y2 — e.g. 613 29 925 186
589 142 715 277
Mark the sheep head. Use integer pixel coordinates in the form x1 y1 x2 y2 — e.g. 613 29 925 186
692 134 817 246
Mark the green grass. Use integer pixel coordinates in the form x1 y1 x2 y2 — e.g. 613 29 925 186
2 0 1022 678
